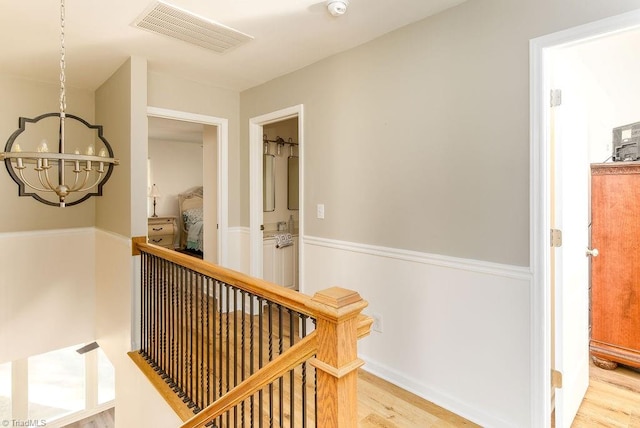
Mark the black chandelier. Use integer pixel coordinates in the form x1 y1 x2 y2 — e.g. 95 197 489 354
0 0 118 207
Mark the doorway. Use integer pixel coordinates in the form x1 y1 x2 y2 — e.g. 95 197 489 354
147 107 229 266
531 10 640 428
249 105 304 290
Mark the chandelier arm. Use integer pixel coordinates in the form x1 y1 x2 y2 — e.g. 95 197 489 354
41 168 58 193
69 166 81 190
75 172 105 192
67 169 91 192
17 168 54 193
66 165 84 191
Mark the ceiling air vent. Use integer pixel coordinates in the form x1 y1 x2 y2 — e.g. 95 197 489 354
134 1 253 54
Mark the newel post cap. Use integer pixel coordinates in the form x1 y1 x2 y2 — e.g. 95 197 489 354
309 286 368 321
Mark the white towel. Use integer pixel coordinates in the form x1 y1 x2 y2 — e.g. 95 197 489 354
275 233 293 248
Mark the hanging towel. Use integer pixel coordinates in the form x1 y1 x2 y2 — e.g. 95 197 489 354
275 233 293 249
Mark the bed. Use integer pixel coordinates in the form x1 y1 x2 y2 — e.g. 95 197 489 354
178 186 204 253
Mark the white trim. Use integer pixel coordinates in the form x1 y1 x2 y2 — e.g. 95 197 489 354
228 226 250 234
94 226 131 245
530 9 640 428
305 235 531 280
297 108 305 293
0 227 95 239
146 106 229 267
147 107 227 127
529 34 551 428
249 105 304 288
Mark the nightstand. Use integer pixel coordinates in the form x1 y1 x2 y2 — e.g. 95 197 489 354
148 216 177 249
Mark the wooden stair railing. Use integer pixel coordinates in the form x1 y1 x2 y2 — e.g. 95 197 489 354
180 316 373 428
131 240 372 428
181 332 318 428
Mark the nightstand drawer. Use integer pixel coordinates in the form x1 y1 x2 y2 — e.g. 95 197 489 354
148 235 174 248
148 223 175 236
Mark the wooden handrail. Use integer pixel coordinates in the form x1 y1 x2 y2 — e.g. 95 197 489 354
356 313 374 339
135 241 317 318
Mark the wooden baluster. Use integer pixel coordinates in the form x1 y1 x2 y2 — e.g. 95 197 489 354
309 287 368 428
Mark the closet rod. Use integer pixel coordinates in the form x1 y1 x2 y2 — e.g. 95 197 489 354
263 135 298 146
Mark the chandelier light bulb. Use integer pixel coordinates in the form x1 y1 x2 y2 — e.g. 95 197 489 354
38 140 49 153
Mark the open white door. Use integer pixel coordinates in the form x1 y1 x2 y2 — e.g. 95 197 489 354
551 59 590 427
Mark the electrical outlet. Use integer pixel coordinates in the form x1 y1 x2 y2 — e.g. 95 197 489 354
371 312 383 333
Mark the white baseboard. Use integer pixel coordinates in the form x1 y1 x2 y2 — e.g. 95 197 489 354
361 357 513 428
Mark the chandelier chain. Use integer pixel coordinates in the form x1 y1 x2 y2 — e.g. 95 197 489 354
59 0 66 116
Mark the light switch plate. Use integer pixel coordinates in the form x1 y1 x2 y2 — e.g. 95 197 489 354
317 204 325 219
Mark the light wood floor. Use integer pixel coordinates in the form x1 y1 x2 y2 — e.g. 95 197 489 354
62 362 639 427
358 370 478 427
571 361 640 427
65 372 475 428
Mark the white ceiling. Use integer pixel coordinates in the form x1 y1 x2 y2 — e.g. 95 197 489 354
0 0 467 93
148 116 203 143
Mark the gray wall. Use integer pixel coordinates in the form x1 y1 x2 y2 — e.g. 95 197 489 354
95 59 134 237
240 0 640 267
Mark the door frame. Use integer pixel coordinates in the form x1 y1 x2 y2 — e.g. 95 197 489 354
249 105 304 286
147 106 229 267
529 10 640 427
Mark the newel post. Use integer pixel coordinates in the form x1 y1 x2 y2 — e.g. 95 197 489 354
309 287 368 428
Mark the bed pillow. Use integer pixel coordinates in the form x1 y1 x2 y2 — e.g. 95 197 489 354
183 207 203 228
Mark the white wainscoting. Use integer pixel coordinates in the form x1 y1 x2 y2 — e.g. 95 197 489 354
95 228 182 428
0 228 96 363
304 236 533 428
226 226 251 274
199 228 535 426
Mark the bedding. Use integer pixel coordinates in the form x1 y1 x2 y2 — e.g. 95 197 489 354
183 207 203 251
178 187 204 253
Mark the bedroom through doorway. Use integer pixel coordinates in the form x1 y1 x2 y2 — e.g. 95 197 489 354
147 107 229 267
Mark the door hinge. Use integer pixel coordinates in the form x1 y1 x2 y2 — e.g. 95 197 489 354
551 369 563 388
551 229 562 247
550 89 562 107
